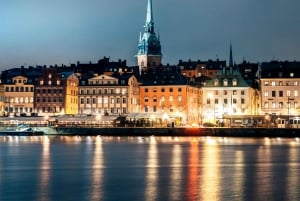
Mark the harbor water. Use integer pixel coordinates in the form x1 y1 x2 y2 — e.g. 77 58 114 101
1 136 300 201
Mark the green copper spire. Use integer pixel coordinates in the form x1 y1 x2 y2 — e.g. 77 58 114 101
137 0 161 56
145 0 154 33
137 0 162 71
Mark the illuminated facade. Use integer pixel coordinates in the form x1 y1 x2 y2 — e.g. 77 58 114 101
78 73 140 116
202 67 258 125
139 66 200 125
1 75 34 116
260 62 300 116
35 68 79 115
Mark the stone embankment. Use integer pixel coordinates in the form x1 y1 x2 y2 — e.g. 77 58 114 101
36 127 300 137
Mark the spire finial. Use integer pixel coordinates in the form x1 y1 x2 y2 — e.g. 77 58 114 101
229 43 233 67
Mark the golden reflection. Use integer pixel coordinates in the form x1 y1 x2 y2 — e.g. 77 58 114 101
170 144 182 200
200 141 220 201
256 145 272 200
233 151 245 198
90 136 104 200
187 140 199 201
287 145 299 201
39 136 51 201
145 139 158 201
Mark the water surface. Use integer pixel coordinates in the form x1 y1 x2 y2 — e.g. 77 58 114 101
1 136 300 201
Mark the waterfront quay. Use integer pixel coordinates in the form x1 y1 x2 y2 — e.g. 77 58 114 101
0 116 299 137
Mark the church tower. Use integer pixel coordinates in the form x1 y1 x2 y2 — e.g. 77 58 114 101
137 0 162 73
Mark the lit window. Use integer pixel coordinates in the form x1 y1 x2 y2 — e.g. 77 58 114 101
287 90 291 97
271 81 275 86
294 91 298 97
223 79 228 86
264 102 269 108
264 91 269 97
178 96 182 102
232 79 237 86
214 79 219 86
103 97 108 104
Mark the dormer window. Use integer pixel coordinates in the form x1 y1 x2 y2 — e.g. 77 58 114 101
290 72 294 77
214 79 219 86
223 79 228 86
232 79 237 86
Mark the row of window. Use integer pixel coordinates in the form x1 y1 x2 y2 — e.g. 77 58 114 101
144 87 182 93
39 80 61 86
80 97 127 104
37 107 63 113
207 98 245 104
88 80 118 85
5 86 34 92
80 108 127 114
5 107 33 113
5 97 34 104
209 90 245 96
80 88 127 95
36 97 64 103
144 96 182 103
264 80 298 86
144 106 181 113
36 89 63 94
264 102 298 109
214 79 238 87
264 90 298 97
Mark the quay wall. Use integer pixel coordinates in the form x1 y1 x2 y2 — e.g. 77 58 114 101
35 127 300 137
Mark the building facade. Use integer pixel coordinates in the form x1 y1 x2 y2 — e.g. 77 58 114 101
35 68 79 116
78 73 140 116
1 75 34 116
260 62 300 116
202 67 258 126
139 66 200 126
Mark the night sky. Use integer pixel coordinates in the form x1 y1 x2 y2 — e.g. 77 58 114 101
0 0 299 70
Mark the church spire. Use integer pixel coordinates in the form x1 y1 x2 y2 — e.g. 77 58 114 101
137 0 162 73
145 0 154 33
229 43 233 67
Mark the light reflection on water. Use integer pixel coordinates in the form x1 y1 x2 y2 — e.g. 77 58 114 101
0 136 300 201
39 136 50 201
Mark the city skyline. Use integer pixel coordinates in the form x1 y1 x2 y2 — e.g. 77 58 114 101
0 0 299 70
